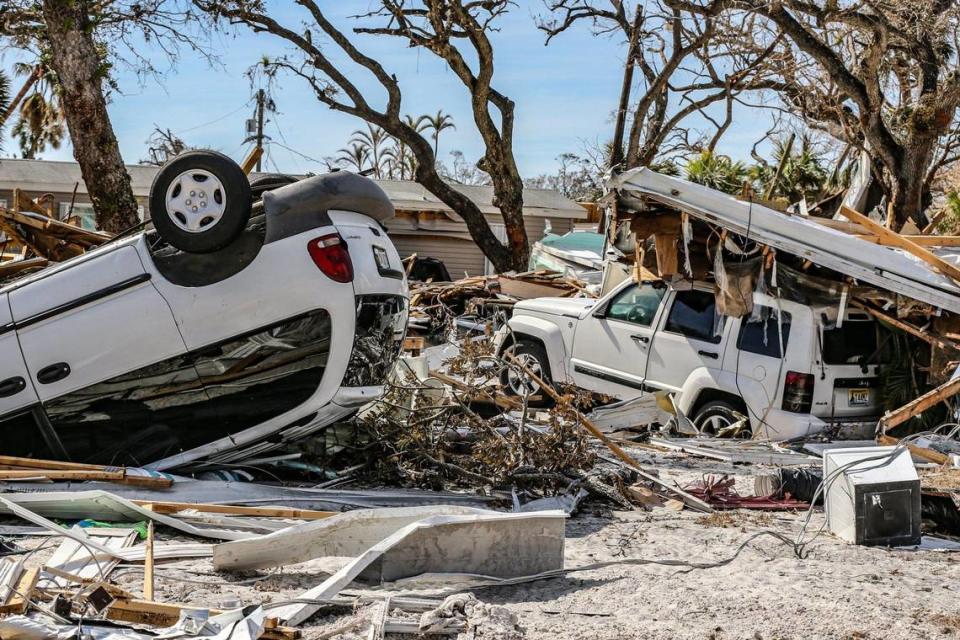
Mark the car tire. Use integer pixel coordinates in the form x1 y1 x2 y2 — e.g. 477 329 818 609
501 339 554 408
692 400 748 436
149 150 252 253
249 174 297 201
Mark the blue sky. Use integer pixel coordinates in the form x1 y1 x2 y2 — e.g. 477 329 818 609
0 1 769 176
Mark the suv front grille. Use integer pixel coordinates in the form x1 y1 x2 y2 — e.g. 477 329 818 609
342 295 408 387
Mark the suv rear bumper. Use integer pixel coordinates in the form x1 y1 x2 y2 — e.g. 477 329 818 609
753 409 880 441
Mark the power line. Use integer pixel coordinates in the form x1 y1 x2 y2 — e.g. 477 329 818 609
174 102 250 136
270 140 326 165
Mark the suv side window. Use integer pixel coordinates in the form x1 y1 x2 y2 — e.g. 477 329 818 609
604 282 666 326
738 306 791 358
664 289 724 343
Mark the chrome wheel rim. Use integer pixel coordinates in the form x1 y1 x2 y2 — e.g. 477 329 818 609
698 413 733 434
165 169 227 233
505 351 542 396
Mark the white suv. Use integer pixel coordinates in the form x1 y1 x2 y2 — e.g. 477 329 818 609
498 279 885 440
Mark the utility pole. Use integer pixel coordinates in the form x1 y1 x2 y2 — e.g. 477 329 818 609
255 89 265 172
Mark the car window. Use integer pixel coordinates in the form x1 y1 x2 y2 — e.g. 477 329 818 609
664 289 724 343
738 306 792 358
604 282 666 326
822 319 884 364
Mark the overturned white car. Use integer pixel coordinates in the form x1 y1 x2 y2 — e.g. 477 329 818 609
0 152 408 470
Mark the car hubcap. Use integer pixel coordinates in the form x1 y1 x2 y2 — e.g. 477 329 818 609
699 414 732 434
165 169 227 233
505 351 542 396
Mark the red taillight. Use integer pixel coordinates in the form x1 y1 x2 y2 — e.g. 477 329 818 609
782 371 814 413
308 233 353 283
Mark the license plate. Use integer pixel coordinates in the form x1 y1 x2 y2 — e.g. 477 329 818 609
373 245 390 271
848 388 870 406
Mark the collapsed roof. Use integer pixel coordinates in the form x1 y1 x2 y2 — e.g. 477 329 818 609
609 168 960 314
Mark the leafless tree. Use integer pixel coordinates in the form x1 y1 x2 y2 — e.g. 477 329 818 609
538 0 786 169
141 126 189 165
667 0 960 228
195 0 529 271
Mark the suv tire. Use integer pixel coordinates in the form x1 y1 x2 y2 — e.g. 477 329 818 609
249 174 297 201
501 339 554 408
692 400 748 436
150 150 252 253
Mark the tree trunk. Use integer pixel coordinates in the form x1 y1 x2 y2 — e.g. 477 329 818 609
40 0 139 233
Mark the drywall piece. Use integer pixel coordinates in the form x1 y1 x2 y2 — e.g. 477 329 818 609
0 492 258 541
586 394 669 432
824 446 921 546
612 168 960 313
115 543 213 562
213 506 491 571
44 526 137 587
271 511 566 627
0 556 24 605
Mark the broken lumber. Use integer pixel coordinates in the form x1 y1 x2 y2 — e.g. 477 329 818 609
0 567 38 614
876 435 950 465
839 205 960 284
504 353 713 513
130 500 336 521
104 597 300 640
850 301 960 352
879 375 960 433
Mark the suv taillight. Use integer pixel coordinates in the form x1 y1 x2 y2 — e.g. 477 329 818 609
308 233 353 283
782 371 814 413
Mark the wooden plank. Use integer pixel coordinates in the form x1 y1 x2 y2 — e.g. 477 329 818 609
0 469 172 487
0 567 39 614
504 353 713 513
105 597 300 639
855 234 960 247
130 500 336 521
143 521 154 601
877 434 950 465
879 376 960 432
839 205 960 283
241 146 264 174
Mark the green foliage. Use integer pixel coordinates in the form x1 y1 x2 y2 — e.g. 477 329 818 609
751 136 828 201
684 151 749 194
0 70 9 152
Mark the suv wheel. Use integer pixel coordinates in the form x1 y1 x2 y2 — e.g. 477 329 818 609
150 150 252 253
501 339 553 408
692 400 749 436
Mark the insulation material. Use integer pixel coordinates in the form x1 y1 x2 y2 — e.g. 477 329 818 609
714 253 761 318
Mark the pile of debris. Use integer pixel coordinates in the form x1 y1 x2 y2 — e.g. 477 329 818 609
407 270 594 336
0 188 111 283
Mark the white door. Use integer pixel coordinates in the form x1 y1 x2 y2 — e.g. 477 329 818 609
569 281 667 396
9 245 187 403
644 287 728 392
0 293 39 415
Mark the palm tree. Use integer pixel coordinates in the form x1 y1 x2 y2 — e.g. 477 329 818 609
0 71 10 151
9 64 64 159
423 110 455 161
389 114 429 180
684 151 749 194
350 124 390 178
336 143 370 172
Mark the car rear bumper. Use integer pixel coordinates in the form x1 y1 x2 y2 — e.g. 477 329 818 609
752 409 880 441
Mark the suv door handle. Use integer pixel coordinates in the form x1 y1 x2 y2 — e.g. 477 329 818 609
698 350 718 360
630 334 649 344
36 362 71 385
0 376 25 398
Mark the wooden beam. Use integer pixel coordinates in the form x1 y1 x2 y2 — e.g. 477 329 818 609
850 302 960 352
876 434 949 465
879 375 960 433
0 567 39 614
504 353 714 513
839 205 960 283
130 500 336 520
241 146 264 175
854 234 960 247
105 597 300 639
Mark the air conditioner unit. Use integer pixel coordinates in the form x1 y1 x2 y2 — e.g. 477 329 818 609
823 446 921 547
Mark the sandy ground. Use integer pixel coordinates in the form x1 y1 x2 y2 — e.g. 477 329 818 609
10 448 960 640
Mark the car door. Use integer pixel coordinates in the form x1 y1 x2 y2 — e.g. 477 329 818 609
644 287 728 392
8 243 190 462
569 281 667 396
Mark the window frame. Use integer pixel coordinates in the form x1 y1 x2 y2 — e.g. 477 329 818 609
661 287 725 344
598 281 667 327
